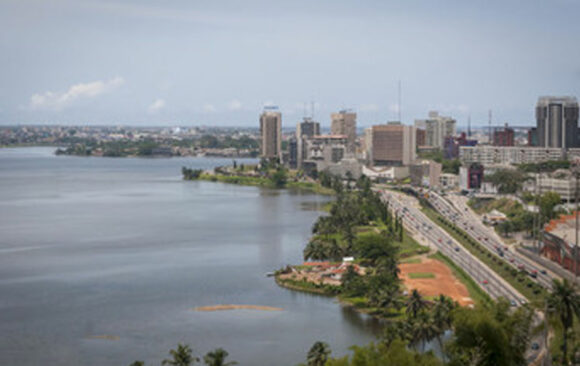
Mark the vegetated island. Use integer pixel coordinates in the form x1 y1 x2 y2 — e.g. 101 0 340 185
181 158 335 195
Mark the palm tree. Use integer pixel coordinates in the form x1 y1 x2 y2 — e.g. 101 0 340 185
162 344 199 366
203 348 237 366
411 312 440 352
547 278 580 364
432 295 455 351
306 341 331 366
327 238 344 262
406 289 428 319
303 240 328 261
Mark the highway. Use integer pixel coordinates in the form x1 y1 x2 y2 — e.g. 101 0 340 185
380 189 524 305
424 191 554 290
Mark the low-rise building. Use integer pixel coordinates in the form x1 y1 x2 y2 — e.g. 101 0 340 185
439 173 459 189
523 170 580 203
541 212 580 275
362 165 410 182
459 146 566 166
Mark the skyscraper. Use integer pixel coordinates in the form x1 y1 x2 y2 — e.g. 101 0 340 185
415 111 456 149
536 96 579 149
296 117 320 168
367 123 416 166
260 107 282 160
331 110 357 153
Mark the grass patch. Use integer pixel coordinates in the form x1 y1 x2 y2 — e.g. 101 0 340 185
398 232 431 258
197 172 334 195
429 251 493 307
421 204 547 307
408 272 435 279
400 257 422 264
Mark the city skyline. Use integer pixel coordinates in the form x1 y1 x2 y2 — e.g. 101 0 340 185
1 0 580 127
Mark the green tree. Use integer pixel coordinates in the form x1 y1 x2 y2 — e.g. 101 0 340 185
447 300 532 366
129 362 144 366
270 167 287 188
307 341 331 366
303 239 329 261
484 169 526 194
547 278 580 364
162 344 199 366
354 233 398 269
406 289 428 320
325 340 442 366
432 295 455 349
203 348 237 366
411 312 440 352
539 191 561 222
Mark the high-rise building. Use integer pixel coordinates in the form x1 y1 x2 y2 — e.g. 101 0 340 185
528 127 538 146
367 123 416 166
493 124 515 146
536 96 579 149
259 107 282 159
296 117 320 168
415 111 456 149
416 128 426 147
331 110 357 153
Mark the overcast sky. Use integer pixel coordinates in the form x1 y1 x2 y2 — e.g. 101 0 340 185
1 0 579 128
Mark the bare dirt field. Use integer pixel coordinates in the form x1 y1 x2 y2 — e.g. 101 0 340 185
400 258 473 306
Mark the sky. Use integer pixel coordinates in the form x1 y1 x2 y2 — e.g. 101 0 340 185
1 0 580 128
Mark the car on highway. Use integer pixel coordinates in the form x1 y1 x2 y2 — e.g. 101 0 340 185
482 280 488 285
438 238 442 243
530 270 538 278
454 247 460 252
510 258 515 263
447 240 452 245
540 269 547 275
510 300 517 307
531 343 540 350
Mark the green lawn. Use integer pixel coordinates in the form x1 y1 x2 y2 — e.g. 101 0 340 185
408 272 435 279
400 257 422 264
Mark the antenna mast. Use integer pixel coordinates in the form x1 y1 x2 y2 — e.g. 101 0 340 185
488 109 492 144
398 80 402 122
468 114 472 137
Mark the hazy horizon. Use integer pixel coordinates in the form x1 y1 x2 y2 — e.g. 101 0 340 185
1 0 579 127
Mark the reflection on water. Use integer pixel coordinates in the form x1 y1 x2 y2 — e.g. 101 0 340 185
340 305 385 338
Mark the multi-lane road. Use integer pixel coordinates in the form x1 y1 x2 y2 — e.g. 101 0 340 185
381 188 547 364
380 189 525 305
424 191 555 290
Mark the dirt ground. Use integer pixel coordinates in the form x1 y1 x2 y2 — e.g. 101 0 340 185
400 258 474 306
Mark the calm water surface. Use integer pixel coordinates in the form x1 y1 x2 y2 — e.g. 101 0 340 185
0 147 380 366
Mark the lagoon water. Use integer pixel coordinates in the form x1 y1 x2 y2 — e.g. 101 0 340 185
0 147 380 366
